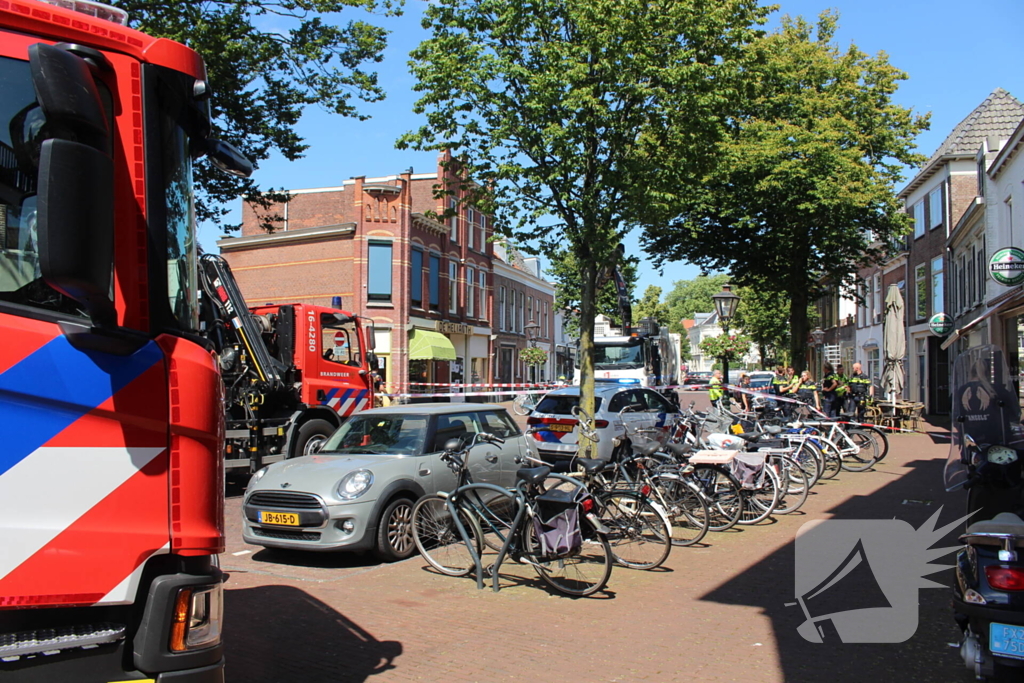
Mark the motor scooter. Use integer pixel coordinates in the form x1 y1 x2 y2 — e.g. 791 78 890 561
945 345 1024 681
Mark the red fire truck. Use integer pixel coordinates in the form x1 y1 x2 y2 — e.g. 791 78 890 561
0 0 249 680
198 253 377 476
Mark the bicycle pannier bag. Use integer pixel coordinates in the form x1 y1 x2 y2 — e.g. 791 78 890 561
532 488 583 557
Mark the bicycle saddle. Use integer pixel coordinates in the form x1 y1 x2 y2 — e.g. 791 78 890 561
516 465 552 485
735 432 763 442
575 458 607 475
632 439 662 457
763 425 783 435
666 442 692 458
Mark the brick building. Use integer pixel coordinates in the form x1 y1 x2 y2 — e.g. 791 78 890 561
218 153 496 397
898 88 1024 413
491 245 556 385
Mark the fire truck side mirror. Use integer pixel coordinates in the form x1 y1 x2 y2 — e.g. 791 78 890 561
29 44 115 327
203 139 253 178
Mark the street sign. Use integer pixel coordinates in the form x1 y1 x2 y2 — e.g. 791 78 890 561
989 247 1024 286
929 313 953 336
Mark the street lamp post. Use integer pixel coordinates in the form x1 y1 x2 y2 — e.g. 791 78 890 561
524 319 541 382
712 285 741 385
810 326 825 379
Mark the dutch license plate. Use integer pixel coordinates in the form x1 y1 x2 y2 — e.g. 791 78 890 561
547 423 574 433
259 510 300 526
990 622 1024 660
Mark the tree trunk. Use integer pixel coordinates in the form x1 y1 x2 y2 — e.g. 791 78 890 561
789 287 809 374
758 343 767 370
577 262 599 453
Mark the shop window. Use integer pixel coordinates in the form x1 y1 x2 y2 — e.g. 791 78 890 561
410 247 424 307
367 241 392 302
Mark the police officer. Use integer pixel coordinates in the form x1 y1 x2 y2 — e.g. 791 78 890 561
708 369 726 407
846 362 874 421
821 362 839 417
771 366 788 395
793 370 821 411
834 364 850 416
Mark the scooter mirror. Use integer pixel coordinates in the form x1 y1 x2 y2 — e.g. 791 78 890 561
964 434 977 448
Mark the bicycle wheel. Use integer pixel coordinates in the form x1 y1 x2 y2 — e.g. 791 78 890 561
463 488 516 552
598 490 672 570
653 475 710 546
525 516 613 597
841 429 880 472
737 464 780 525
813 437 842 480
856 424 889 462
770 456 809 515
512 393 534 416
412 495 483 577
688 464 743 532
789 440 822 487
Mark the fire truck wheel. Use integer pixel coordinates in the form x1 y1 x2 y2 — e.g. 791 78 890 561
293 419 335 458
374 497 417 562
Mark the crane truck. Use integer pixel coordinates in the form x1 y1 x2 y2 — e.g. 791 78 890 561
0 1 251 680
198 253 377 476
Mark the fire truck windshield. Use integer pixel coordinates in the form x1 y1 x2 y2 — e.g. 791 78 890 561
591 341 646 370
0 55 110 319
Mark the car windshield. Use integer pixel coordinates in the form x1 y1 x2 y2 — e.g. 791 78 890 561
321 415 428 455
592 342 645 370
535 394 603 416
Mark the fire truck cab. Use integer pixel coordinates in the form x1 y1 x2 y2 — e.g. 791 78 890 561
0 1 247 680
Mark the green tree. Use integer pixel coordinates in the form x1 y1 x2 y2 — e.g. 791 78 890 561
664 274 729 333
400 0 768 432
642 11 928 370
733 284 791 369
116 0 399 230
633 285 670 326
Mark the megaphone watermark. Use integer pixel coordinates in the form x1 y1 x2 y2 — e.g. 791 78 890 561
789 510 969 643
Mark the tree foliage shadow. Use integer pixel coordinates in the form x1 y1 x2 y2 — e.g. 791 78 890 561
225 585 402 683
700 457 973 683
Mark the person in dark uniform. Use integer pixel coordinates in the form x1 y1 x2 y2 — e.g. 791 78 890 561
793 370 821 412
846 362 874 421
821 362 839 417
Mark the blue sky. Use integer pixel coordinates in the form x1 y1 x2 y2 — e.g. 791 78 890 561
199 0 1024 298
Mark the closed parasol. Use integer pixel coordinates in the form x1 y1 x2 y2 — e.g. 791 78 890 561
882 284 906 408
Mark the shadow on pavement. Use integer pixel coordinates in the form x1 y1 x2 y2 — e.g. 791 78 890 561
250 547 384 570
225 585 402 682
700 457 973 683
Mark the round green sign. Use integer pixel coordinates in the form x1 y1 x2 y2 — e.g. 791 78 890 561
990 247 1024 286
929 313 953 336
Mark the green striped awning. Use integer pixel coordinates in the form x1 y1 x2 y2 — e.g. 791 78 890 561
408 329 457 361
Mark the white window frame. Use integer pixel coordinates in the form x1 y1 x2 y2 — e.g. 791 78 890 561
929 187 942 229
915 263 927 320
467 208 475 251
498 286 506 331
913 201 925 239
466 265 475 318
931 255 944 316
479 215 487 252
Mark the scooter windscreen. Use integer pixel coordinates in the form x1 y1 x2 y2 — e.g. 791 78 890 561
945 344 1023 491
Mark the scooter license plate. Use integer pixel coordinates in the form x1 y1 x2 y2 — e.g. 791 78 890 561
989 622 1024 660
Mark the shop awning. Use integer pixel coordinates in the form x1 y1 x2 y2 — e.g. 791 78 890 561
409 329 457 361
941 287 1024 351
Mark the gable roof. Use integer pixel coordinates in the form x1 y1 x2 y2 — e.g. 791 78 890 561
900 88 1024 198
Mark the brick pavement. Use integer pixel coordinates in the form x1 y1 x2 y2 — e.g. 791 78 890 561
222 398 976 683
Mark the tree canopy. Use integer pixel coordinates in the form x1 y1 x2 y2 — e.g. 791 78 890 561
547 250 639 333
115 0 399 230
633 285 671 326
641 11 928 370
733 284 793 368
400 0 769 423
664 274 729 333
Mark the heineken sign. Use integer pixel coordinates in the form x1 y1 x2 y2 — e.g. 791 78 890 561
989 247 1024 286
929 312 953 336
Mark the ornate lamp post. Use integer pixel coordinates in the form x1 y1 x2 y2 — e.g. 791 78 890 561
523 319 541 383
712 285 741 384
810 326 825 378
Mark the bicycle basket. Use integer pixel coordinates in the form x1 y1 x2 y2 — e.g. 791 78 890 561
532 487 584 558
730 452 764 490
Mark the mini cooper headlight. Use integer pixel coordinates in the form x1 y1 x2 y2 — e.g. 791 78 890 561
336 470 373 500
248 467 269 489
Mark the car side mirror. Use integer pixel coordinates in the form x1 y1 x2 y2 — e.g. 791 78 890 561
202 138 253 178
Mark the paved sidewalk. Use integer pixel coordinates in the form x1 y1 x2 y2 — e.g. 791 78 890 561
222 413 974 682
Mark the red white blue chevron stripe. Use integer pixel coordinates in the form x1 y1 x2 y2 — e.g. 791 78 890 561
0 314 170 608
321 387 369 416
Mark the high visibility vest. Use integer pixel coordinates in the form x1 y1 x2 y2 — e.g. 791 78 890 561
848 373 872 397
823 373 839 394
709 378 724 401
835 374 849 396
771 376 787 395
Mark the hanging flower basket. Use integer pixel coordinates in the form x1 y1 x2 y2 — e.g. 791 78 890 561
520 346 548 367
